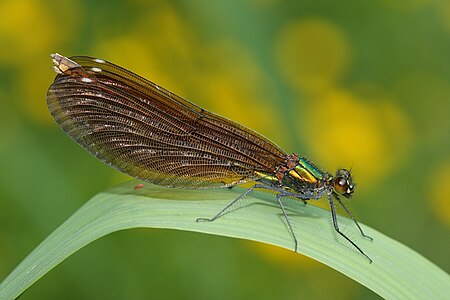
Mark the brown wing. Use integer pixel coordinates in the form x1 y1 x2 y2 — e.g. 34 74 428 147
46 54 286 189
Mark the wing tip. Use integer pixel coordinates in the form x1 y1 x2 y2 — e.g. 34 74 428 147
50 53 79 74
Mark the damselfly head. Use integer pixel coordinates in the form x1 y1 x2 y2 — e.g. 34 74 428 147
333 169 355 198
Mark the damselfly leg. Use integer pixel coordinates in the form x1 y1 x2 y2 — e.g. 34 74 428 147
196 183 325 253
327 191 373 263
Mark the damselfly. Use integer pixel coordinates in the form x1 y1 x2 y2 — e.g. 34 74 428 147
47 54 373 262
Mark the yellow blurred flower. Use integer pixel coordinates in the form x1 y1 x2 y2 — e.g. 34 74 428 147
274 17 414 188
0 0 78 63
299 88 413 190
95 4 195 92
97 5 286 148
197 40 285 146
275 18 350 94
0 0 79 124
430 162 450 228
246 241 320 270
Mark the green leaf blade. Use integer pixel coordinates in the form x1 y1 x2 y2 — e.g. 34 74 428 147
1 181 449 299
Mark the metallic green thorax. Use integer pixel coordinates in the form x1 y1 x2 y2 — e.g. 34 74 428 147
254 155 328 195
298 157 325 181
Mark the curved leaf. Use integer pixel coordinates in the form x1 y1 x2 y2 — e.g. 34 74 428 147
0 181 449 299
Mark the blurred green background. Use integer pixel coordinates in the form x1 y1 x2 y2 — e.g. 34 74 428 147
1 0 449 299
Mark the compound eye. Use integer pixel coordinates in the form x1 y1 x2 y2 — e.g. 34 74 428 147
334 177 349 194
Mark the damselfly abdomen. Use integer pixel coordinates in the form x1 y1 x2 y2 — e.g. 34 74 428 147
47 54 373 262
